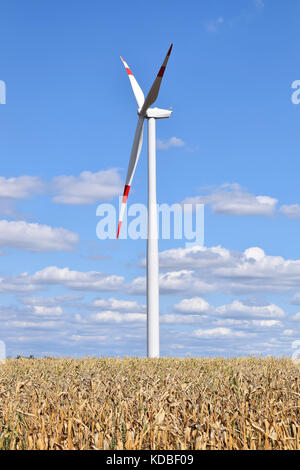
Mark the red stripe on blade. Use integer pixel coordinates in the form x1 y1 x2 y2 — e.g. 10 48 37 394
157 66 165 77
126 67 133 76
123 185 130 199
117 221 122 239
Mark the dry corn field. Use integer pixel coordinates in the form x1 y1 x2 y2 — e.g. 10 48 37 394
0 357 299 450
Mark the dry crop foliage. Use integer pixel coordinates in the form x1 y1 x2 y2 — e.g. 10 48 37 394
0 357 299 450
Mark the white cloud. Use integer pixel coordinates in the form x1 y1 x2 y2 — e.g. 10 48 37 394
70 334 108 343
157 137 185 150
159 270 214 294
91 311 146 323
212 318 283 329
52 169 122 205
0 266 124 294
174 297 210 314
31 266 124 291
244 247 265 261
183 184 277 216
161 314 208 324
279 204 300 219
128 270 214 295
194 327 248 338
158 244 300 294
165 297 286 328
89 297 146 312
0 176 45 199
158 245 234 271
31 306 63 317
0 220 79 252
252 320 282 327
282 329 294 336
0 280 38 294
215 300 286 319
19 294 83 307
0 175 46 217
0 169 124 209
7 320 59 329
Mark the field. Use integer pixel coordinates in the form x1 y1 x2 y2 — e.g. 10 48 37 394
0 357 299 450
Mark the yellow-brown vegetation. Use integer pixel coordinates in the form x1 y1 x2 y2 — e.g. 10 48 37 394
0 357 299 450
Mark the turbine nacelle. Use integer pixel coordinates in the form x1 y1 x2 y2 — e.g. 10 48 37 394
141 107 172 119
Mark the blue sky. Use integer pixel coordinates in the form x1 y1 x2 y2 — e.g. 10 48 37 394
0 0 300 358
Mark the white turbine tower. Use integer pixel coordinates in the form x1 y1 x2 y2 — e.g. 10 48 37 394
117 44 173 358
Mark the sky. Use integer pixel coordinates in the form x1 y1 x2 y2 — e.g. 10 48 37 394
0 0 300 358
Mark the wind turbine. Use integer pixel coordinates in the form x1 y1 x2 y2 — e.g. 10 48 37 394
117 44 173 358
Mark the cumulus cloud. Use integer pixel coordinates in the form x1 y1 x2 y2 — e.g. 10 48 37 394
194 327 248 338
128 270 214 296
0 175 46 217
70 334 108 343
0 176 45 199
161 314 208 324
0 220 79 252
1 236 300 357
159 270 214 295
89 297 146 312
174 297 210 314
157 137 185 150
213 318 282 329
31 306 63 317
5 242 300 300
252 320 282 327
91 311 146 324
282 329 294 336
7 320 60 330
157 245 235 271
0 169 124 218
183 184 277 216
19 294 83 307
52 169 123 205
279 204 300 219
1 291 298 358
158 244 300 294
215 300 286 319
0 266 124 294
0 169 124 210
166 297 287 331
31 266 124 292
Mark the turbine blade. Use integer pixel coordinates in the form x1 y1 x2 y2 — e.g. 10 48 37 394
140 44 173 115
117 116 144 238
120 56 145 109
